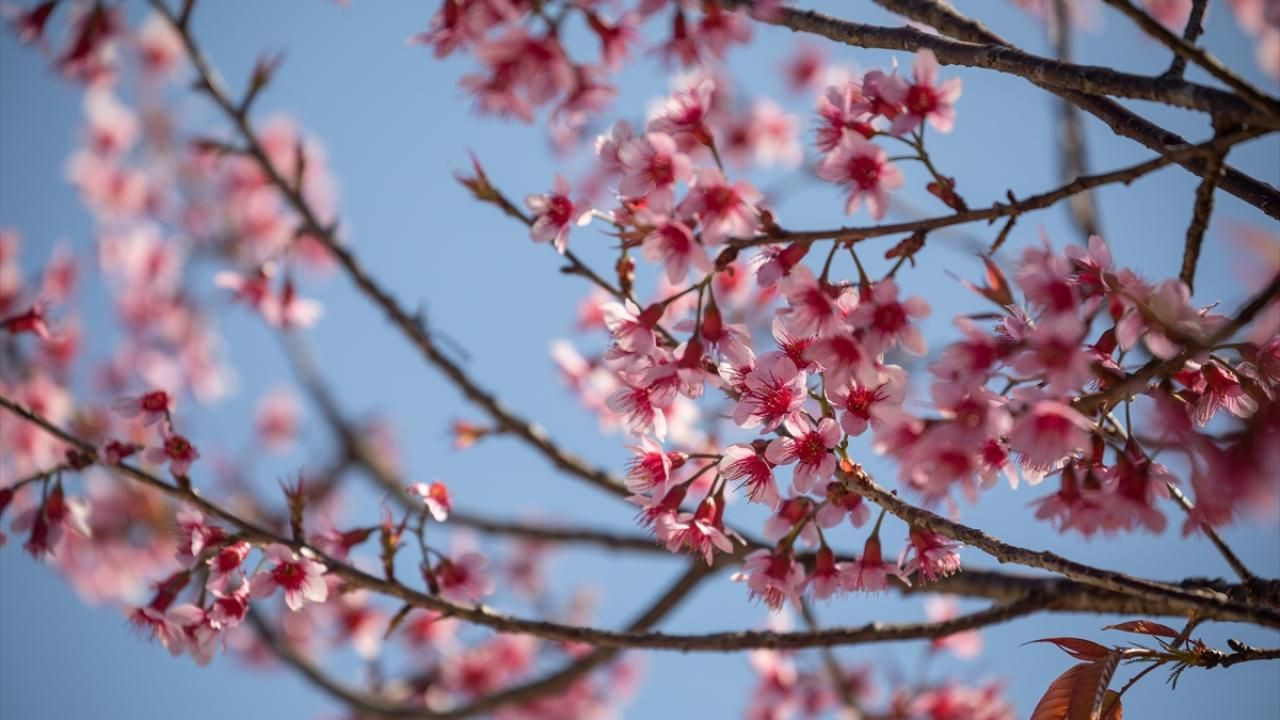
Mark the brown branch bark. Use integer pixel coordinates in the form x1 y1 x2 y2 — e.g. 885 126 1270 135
865 0 1280 220
248 562 712 719
729 130 1259 248
1166 0 1209 78
837 466 1280 627
724 2 1277 123
1179 147 1224 294
1050 0 1102 239
1101 0 1278 114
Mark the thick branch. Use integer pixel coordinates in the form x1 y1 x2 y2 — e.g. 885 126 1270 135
249 562 712 719
730 131 1259 248
1075 271 1280 414
1101 0 1278 114
726 2 1277 124
0 394 1080 651
1050 0 1102 239
867 0 1280 220
838 467 1280 627
1179 148 1224 294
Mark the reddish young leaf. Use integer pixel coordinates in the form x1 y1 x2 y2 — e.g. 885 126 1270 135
1099 690 1123 719
1102 620 1180 638
1026 637 1114 661
1030 654 1121 720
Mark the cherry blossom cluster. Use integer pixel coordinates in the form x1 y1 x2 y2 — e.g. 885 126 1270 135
3 1 1278 718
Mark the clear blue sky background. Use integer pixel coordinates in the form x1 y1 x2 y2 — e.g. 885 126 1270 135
2 1 1278 718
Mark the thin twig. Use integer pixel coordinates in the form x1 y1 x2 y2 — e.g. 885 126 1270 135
1179 147 1225 294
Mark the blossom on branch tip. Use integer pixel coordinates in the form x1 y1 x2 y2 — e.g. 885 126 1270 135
407 480 452 522
250 543 329 611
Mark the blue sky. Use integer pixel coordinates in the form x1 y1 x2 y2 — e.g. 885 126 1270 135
1 1 1278 718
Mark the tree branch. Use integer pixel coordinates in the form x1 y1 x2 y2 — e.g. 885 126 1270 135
1050 0 1102 239
866 0 1280 220
729 130 1259 248
726 2 1277 124
1101 0 1279 115
1166 0 1209 78
837 465 1280 627
1179 147 1224 294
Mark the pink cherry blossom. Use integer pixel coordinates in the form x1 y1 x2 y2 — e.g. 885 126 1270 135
433 552 495 604
110 389 172 426
881 50 962 135
732 354 809 434
849 279 930 355
144 431 200 477
677 168 761 245
765 416 840 494
720 442 780 509
827 365 908 437
733 548 805 611
841 535 908 592
525 174 583 254
250 543 329 611
618 132 691 207
901 527 962 582
641 219 710 283
816 135 903 220
407 480 452 521
1008 396 1093 474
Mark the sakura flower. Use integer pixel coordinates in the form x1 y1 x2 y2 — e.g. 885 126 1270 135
207 580 250 630
881 50 962 135
174 508 226 568
754 241 810 288
817 481 871 529
594 119 635 174
206 541 251 592
805 546 844 601
816 135 903 220
607 380 672 440
677 168 761 245
2 304 51 339
901 527 962 582
641 219 710 283
250 543 329 611
733 548 805 611
764 496 820 546
656 496 738 565
841 534 908 592
432 552 495 604
815 81 875 153
1030 461 1108 536
732 354 809 434
765 417 841 494
827 366 908 437
525 174 585 254
137 12 185 76
1008 396 1093 474
924 597 983 659
101 439 141 464
806 332 876 389
1192 361 1258 425
626 437 685 495
1090 440 1174 534
778 267 855 338
407 480 452 521
849 279 929 354
110 389 172 426
618 132 692 207
1012 313 1093 394
144 431 200 477
648 78 715 146
720 442 780 509
602 299 663 358
254 387 300 452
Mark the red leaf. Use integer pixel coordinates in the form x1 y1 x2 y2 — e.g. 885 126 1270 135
1030 654 1121 720
1027 637 1114 661
1103 620 1180 638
